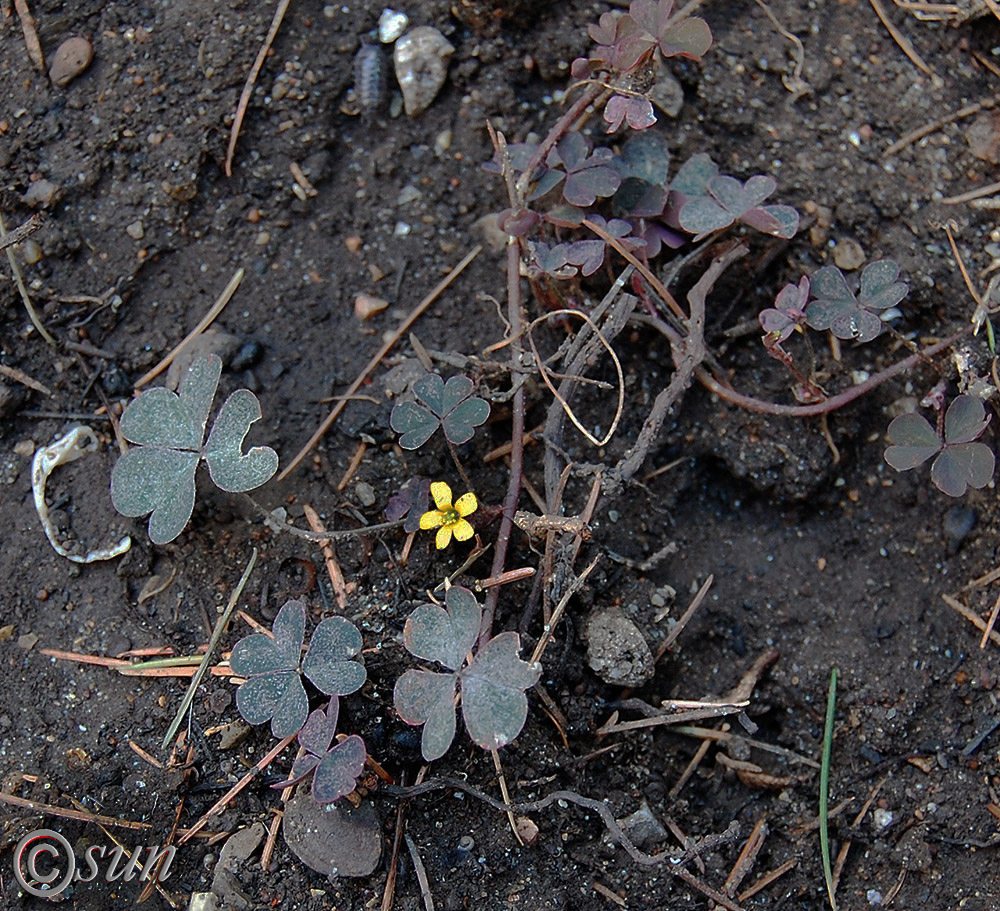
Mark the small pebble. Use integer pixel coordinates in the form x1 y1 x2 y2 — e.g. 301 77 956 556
255 230 271 245
126 220 144 240
396 184 422 205
22 178 60 208
101 362 132 397
966 111 1000 164
22 239 43 264
394 26 454 117
49 36 94 87
354 294 389 320
355 481 376 507
379 8 409 44
873 807 893 830
833 238 865 270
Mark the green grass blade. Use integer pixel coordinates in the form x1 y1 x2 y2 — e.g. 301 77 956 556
820 666 839 911
160 548 257 749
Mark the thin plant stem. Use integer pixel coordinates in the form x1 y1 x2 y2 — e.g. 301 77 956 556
481 240 525 646
1 209 56 346
820 667 839 911
516 83 605 200
161 548 257 749
446 436 473 491
636 315 971 418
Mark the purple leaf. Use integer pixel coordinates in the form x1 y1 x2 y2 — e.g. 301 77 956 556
311 735 367 803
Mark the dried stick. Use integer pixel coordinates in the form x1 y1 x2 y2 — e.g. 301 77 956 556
0 212 42 251
869 0 940 83
941 179 1000 206
725 816 768 897
1 209 56 346
480 128 527 646
14 0 44 71
404 835 436 911
942 593 1000 646
654 574 713 663
530 556 600 665
303 504 348 611
225 0 291 176
601 244 746 501
0 792 152 830
279 245 481 479
884 97 995 158
178 733 296 843
133 267 244 389
481 238 526 646
381 778 742 872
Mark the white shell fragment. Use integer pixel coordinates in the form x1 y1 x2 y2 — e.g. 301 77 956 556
32 426 131 563
393 26 455 117
379 8 409 44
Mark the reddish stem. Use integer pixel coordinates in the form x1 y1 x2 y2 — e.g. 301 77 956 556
692 327 971 416
481 241 526 646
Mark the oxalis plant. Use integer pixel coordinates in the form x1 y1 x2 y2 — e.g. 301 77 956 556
111 354 278 544
393 585 541 761
884 394 995 497
229 599 368 803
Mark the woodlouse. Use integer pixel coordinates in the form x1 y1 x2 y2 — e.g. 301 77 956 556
354 37 387 117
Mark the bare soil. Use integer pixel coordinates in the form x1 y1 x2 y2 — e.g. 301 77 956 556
3 2 1000 910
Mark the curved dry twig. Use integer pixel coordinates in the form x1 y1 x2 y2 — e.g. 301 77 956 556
526 309 625 448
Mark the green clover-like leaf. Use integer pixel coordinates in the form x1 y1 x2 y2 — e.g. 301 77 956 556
231 600 310 738
931 443 995 497
302 616 367 696
806 261 908 343
884 396 994 497
460 631 541 751
678 174 798 240
394 669 458 761
403 586 482 671
389 373 490 449
394 588 540 761
111 448 199 546
884 413 941 471
205 389 280 492
110 354 278 544
943 394 990 445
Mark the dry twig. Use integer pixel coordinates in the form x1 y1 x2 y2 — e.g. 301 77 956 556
280 245 481 479
225 0 291 176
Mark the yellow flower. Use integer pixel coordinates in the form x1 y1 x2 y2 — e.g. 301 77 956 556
419 481 477 550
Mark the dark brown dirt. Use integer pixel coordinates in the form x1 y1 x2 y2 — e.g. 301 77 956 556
3 1 1000 909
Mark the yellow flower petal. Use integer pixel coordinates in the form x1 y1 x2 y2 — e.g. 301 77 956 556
420 510 443 530
430 481 453 510
435 524 453 549
454 492 478 517
452 518 474 542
